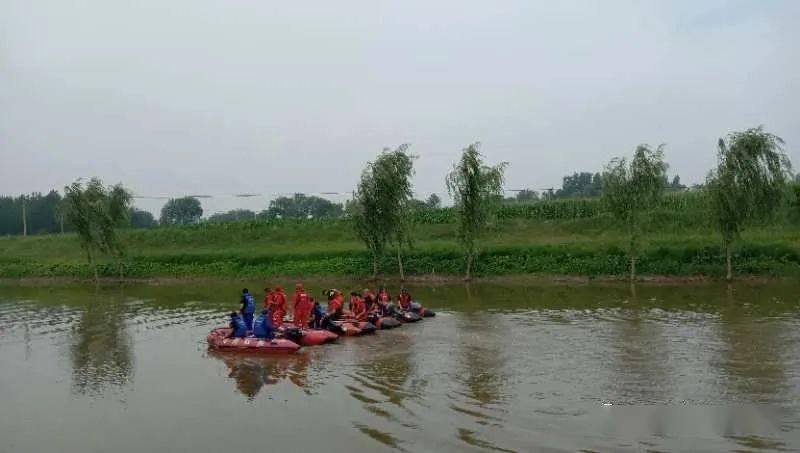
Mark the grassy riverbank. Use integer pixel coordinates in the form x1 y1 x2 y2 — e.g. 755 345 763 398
1 211 798 279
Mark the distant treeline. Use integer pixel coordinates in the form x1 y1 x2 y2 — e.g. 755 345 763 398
2 172 796 236
505 172 686 202
0 191 156 236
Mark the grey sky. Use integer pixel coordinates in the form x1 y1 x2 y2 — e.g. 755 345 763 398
1 0 798 215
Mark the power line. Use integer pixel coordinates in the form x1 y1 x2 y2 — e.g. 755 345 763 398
131 187 557 200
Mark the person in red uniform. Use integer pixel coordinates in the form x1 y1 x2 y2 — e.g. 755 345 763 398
398 287 412 311
362 288 376 313
327 289 344 320
293 283 312 329
350 291 367 321
377 286 391 304
270 285 287 327
264 287 275 310
376 286 392 316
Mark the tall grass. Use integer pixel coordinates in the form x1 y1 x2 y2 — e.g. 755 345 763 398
0 189 797 279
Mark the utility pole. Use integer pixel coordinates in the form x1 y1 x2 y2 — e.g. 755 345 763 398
22 198 27 237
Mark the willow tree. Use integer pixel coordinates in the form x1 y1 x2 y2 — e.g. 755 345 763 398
602 144 667 281
64 178 132 283
706 127 791 281
352 145 416 278
446 143 507 280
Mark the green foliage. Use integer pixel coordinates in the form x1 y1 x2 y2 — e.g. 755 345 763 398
0 207 798 280
207 209 256 223
63 178 132 281
498 198 600 220
515 189 540 202
426 194 441 209
160 197 203 225
2 236 798 280
408 194 442 217
556 172 603 198
664 175 686 192
0 190 65 235
602 144 668 280
446 143 508 279
351 145 416 276
128 208 156 229
707 126 792 280
263 193 343 219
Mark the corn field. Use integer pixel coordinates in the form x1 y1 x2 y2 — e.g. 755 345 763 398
411 190 711 224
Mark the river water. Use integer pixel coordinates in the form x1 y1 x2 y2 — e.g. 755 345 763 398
1 280 799 452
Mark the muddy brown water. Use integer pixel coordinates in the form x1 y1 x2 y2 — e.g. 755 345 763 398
1 280 799 452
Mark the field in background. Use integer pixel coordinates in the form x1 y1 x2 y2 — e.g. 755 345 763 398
1 193 798 279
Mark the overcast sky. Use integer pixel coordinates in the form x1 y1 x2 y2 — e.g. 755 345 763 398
1 0 798 215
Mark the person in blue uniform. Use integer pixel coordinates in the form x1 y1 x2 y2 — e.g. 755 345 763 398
229 312 247 338
240 288 256 330
311 299 326 329
253 308 275 339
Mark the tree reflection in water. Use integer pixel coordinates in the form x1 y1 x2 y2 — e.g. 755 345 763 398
354 351 414 408
346 332 417 450
606 283 673 405
451 283 515 452
70 297 133 396
455 284 510 410
716 284 790 404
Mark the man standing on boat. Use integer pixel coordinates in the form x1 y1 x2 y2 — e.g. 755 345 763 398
268 285 287 327
240 288 256 330
293 283 312 329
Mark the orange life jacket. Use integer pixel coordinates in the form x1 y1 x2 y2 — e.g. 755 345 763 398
399 293 412 310
351 296 366 320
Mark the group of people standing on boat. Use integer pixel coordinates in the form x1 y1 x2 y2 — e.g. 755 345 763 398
228 283 416 338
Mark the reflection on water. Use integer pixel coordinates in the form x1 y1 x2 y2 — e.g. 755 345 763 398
606 285 673 405
452 294 514 452
0 280 799 452
70 295 133 396
345 332 420 450
209 352 310 399
715 285 791 404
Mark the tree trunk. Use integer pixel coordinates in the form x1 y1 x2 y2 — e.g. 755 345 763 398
22 201 27 237
372 251 378 278
397 248 405 282
90 254 99 288
464 254 473 281
86 249 99 288
725 241 733 282
629 218 637 282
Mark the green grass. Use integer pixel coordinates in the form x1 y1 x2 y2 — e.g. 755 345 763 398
1 212 798 279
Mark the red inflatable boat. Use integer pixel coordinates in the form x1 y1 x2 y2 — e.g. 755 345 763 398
283 328 338 346
410 301 436 318
325 318 376 336
358 321 377 335
396 311 422 323
373 316 401 329
332 320 363 336
207 328 300 354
